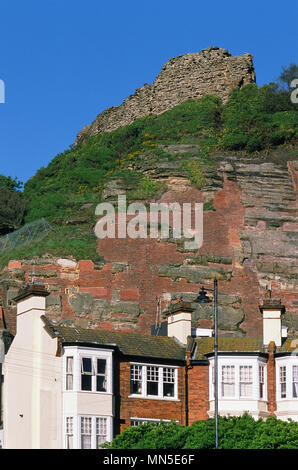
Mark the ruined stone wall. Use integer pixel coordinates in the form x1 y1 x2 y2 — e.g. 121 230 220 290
75 47 255 144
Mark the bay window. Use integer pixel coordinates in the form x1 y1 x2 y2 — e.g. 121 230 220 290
65 416 110 449
63 347 111 394
211 359 267 401
276 360 298 400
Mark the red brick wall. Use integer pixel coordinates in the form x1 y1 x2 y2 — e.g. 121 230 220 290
267 342 277 416
187 364 209 423
117 359 186 432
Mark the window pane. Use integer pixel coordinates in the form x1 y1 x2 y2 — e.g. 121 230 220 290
81 435 91 449
222 365 235 397
66 357 73 373
81 374 92 391
66 435 73 449
66 417 73 449
82 357 92 373
130 365 142 395
97 359 106 375
96 375 106 392
240 366 253 398
147 381 158 395
147 366 159 396
66 374 73 391
259 365 265 399
293 366 298 398
81 417 92 449
222 382 235 397
96 418 107 447
163 382 174 397
280 366 286 398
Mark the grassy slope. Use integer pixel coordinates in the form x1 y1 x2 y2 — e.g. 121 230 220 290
0 84 297 268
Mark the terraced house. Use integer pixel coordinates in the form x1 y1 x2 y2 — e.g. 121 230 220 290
1 282 297 449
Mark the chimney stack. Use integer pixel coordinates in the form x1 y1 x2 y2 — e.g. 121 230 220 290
166 300 194 345
13 282 49 333
259 291 285 347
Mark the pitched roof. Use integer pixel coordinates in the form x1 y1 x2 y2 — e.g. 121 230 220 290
192 336 265 360
41 316 186 361
192 336 298 360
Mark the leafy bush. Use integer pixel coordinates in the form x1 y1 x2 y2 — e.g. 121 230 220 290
105 422 188 449
219 83 298 152
103 414 298 449
181 160 205 189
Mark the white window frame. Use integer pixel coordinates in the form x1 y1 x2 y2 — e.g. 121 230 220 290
209 356 267 401
259 364 265 399
66 356 74 391
63 415 112 449
129 363 178 400
130 417 175 426
65 416 74 449
276 357 298 401
293 365 298 398
239 365 253 398
63 346 113 394
221 365 235 398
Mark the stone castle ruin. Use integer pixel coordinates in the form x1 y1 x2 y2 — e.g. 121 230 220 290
75 47 256 144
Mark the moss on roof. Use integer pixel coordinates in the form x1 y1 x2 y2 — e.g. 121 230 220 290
41 316 186 361
192 336 298 360
193 337 265 360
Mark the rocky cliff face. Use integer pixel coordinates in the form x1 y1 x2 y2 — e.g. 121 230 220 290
1 148 297 339
75 47 255 145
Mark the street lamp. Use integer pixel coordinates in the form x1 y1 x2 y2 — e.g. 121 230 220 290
195 278 218 449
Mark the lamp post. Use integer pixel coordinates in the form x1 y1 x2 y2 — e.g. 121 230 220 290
195 279 218 449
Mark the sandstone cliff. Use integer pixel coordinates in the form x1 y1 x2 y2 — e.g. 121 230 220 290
1 148 297 339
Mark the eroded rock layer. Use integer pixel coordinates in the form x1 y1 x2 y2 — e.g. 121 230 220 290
1 151 297 338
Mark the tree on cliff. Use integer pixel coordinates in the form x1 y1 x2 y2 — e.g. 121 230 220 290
260 63 298 113
103 414 298 449
278 63 298 91
0 175 26 235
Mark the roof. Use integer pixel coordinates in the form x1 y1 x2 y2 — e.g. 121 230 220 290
192 336 298 360
41 316 186 361
192 337 265 360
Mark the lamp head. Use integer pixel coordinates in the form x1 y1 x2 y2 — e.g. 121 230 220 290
195 286 212 303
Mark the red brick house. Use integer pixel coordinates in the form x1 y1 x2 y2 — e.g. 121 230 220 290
1 283 297 449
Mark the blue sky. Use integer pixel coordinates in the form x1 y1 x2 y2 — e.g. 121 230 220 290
0 0 297 185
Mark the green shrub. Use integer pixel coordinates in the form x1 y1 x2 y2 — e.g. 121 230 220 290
103 414 298 450
181 160 205 189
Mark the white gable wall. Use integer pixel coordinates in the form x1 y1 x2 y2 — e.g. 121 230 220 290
3 295 62 449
